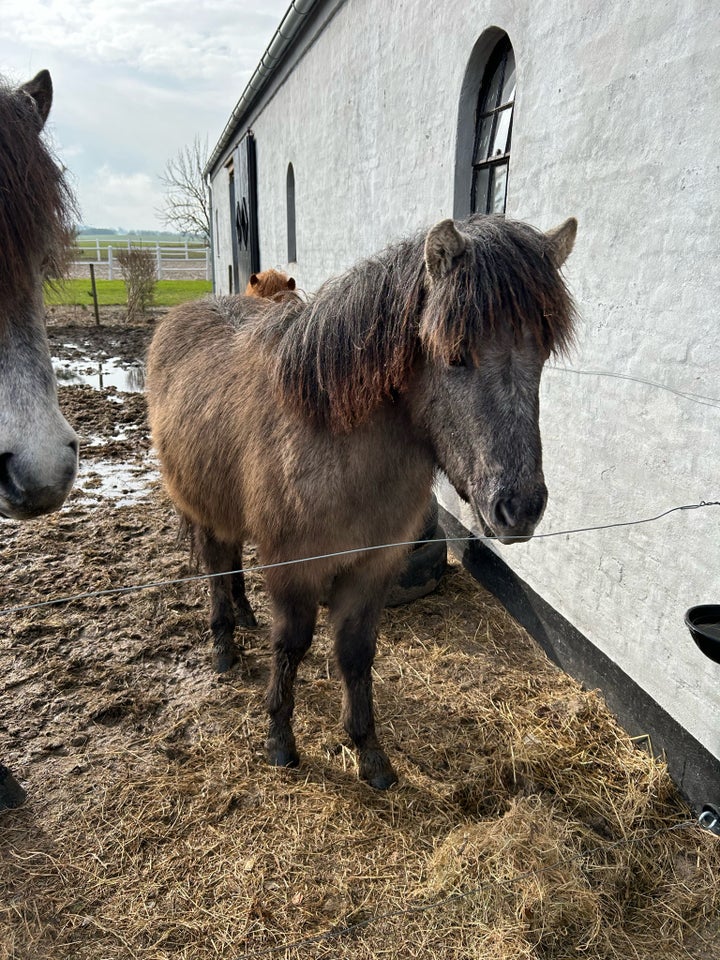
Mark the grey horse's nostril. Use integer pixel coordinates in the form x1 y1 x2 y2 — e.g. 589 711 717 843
68 438 79 457
0 452 23 505
0 452 14 489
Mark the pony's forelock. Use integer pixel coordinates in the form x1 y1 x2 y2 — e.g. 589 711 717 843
420 216 576 365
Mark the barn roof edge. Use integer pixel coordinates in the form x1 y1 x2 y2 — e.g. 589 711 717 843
204 0 325 178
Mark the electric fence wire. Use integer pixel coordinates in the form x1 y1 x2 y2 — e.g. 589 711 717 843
0 500 718 619
548 365 720 409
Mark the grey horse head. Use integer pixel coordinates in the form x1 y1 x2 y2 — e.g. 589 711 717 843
0 71 78 520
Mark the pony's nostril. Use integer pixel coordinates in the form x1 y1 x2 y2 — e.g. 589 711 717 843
494 498 517 529
68 438 79 458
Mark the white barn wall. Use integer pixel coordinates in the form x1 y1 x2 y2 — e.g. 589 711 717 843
209 0 720 763
211 164 233 292
470 0 720 758
218 0 526 290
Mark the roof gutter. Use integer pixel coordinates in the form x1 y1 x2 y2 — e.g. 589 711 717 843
204 0 320 177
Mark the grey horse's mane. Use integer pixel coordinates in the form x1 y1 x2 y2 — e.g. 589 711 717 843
254 215 576 432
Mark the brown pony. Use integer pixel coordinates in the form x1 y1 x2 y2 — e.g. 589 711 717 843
0 71 79 810
146 214 577 789
245 268 296 300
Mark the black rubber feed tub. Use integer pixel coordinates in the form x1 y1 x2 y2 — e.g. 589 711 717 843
685 604 720 664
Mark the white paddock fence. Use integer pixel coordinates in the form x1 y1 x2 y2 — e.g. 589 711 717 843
70 239 210 281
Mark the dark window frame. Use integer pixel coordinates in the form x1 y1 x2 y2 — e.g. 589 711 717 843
227 164 239 293
471 36 515 215
286 163 297 263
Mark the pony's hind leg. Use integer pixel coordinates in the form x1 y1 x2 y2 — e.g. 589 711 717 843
265 583 317 769
195 526 256 673
328 574 398 790
230 563 257 628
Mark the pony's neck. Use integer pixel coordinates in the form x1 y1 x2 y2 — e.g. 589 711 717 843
268 235 427 433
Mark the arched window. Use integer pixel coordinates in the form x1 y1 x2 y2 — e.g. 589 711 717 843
471 36 516 214
286 163 297 263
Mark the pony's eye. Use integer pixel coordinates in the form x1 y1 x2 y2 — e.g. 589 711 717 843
449 356 467 368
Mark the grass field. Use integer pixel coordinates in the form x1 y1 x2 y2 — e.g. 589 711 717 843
45 278 212 308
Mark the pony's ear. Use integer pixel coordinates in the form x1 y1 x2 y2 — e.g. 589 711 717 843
21 70 53 129
424 219 467 283
249 273 259 286
545 217 577 267
287 277 296 290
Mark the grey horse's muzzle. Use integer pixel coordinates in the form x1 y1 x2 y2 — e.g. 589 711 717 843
0 432 79 520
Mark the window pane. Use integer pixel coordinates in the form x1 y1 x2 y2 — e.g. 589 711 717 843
492 106 513 158
474 116 494 163
501 50 516 103
481 58 504 112
472 167 490 214
491 163 508 213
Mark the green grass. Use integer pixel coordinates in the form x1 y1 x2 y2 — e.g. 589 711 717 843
44 279 212 308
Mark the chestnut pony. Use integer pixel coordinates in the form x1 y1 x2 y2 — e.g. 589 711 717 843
147 214 577 788
0 71 79 809
245 268 296 300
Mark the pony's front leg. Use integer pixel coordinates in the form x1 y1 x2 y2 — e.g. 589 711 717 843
0 762 26 810
265 588 317 769
329 578 398 790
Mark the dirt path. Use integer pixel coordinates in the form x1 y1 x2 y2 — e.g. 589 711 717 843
1 310 718 960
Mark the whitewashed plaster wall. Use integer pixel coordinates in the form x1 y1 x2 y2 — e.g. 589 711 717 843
209 0 720 758
210 163 233 292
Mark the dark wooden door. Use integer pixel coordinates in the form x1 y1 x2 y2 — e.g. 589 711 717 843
231 132 260 291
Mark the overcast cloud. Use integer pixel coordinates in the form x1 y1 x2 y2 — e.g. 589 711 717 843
0 0 290 230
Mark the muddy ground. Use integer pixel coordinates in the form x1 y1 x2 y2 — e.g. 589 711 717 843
1 309 719 960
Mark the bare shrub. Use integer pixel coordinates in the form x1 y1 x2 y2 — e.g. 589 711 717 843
116 247 156 321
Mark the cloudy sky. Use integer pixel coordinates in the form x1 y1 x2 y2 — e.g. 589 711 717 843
1 0 290 230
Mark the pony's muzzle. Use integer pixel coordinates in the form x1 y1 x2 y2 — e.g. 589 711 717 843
487 483 547 545
0 436 79 520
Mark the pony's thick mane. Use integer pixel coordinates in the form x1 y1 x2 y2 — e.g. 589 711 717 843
256 215 576 433
0 76 77 298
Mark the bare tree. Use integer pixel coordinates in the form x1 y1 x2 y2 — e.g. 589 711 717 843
158 135 210 243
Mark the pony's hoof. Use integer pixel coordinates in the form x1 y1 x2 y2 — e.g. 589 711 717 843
237 606 258 629
267 743 300 768
0 765 27 810
213 647 238 673
359 752 398 790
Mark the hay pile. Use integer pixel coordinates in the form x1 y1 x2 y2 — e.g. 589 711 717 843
0 334 718 959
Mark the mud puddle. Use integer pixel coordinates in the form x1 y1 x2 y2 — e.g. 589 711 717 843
54 354 145 393
73 457 159 507
47 317 158 504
